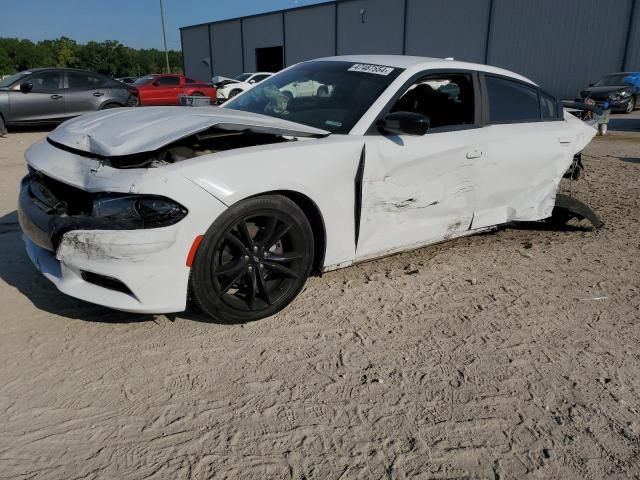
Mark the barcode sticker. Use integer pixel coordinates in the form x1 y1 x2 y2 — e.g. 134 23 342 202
348 64 395 76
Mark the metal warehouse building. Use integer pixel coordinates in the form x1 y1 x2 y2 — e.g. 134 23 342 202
180 0 640 100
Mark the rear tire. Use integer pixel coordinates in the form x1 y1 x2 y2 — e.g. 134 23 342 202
191 195 314 323
191 92 204 96
0 114 6 136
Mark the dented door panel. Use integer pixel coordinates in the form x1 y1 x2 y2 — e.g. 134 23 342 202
356 128 487 260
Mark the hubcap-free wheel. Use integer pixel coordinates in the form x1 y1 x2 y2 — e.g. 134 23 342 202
191 195 314 322
626 97 635 113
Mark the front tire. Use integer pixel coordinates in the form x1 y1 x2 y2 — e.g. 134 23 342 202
0 114 6 136
625 97 635 113
229 89 242 98
191 195 314 323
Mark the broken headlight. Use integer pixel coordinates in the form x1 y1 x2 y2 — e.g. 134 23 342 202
92 194 187 227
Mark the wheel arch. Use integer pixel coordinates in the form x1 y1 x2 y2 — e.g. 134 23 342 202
99 101 124 110
245 189 326 276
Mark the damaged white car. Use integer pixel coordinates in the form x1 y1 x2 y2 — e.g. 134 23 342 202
19 55 600 322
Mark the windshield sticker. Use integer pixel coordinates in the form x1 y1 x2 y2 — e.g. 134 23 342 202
348 64 394 76
325 120 342 127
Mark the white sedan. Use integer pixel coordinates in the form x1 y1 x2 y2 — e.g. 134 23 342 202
213 72 273 102
19 55 598 322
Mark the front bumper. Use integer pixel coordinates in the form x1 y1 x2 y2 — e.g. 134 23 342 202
584 96 632 111
18 163 227 314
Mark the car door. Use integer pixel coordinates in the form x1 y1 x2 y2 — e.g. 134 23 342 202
64 71 110 117
356 72 486 260
471 75 570 228
8 70 65 122
156 75 181 105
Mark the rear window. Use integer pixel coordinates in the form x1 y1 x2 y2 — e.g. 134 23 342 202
67 72 108 89
185 77 196 83
486 75 539 123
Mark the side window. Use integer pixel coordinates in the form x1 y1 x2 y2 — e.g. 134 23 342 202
540 92 559 120
252 74 270 83
28 71 63 92
185 77 196 83
486 75 540 123
390 73 475 129
157 76 180 86
67 72 107 89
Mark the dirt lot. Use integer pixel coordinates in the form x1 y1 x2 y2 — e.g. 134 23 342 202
0 116 639 479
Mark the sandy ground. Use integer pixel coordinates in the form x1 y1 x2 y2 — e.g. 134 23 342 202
0 115 639 479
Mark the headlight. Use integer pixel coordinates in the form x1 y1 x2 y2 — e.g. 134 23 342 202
611 91 629 100
92 194 187 227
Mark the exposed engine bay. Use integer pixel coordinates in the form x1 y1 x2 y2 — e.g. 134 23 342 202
49 128 293 169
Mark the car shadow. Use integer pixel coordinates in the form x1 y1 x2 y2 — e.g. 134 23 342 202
2 125 55 135
619 156 640 164
508 220 593 232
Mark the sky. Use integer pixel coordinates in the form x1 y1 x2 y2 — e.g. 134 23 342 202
0 0 333 50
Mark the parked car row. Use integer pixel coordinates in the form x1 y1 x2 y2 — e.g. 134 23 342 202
2 63 637 136
0 68 218 134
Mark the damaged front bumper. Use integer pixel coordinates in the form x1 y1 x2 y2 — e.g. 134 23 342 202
17 159 227 314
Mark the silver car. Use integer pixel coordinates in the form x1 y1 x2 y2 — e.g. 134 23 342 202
0 68 136 134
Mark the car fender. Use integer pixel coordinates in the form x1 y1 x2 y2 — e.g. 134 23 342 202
173 135 365 268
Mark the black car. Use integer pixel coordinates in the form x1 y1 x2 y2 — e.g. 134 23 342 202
579 72 640 113
0 68 137 134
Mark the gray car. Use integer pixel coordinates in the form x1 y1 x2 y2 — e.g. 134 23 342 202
0 68 136 134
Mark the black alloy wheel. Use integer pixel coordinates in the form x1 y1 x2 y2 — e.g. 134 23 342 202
191 195 314 323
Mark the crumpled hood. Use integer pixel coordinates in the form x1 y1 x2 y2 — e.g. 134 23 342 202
47 106 329 157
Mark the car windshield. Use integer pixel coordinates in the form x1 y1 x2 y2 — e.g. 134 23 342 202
0 71 30 88
133 75 157 85
594 74 631 87
234 73 252 82
224 61 403 134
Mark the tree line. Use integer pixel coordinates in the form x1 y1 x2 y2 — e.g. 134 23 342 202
0 37 183 78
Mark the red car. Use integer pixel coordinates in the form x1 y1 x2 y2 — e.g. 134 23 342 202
131 74 217 106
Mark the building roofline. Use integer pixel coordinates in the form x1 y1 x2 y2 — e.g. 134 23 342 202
179 0 338 30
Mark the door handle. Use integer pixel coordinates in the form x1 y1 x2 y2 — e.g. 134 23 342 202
466 150 483 159
93 92 104 97
558 137 572 144
50 94 63 100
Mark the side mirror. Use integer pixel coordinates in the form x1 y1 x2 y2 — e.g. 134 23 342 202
588 83 594 87
377 111 430 136
249 79 256 84
19 82 33 93
152 81 159 86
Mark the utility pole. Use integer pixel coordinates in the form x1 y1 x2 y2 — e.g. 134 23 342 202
159 0 170 72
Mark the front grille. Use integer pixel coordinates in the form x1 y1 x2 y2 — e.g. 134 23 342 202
27 168 93 215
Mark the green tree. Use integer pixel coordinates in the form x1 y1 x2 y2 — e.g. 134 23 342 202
0 36 183 77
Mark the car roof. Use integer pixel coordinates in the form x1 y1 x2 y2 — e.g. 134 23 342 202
314 55 536 85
